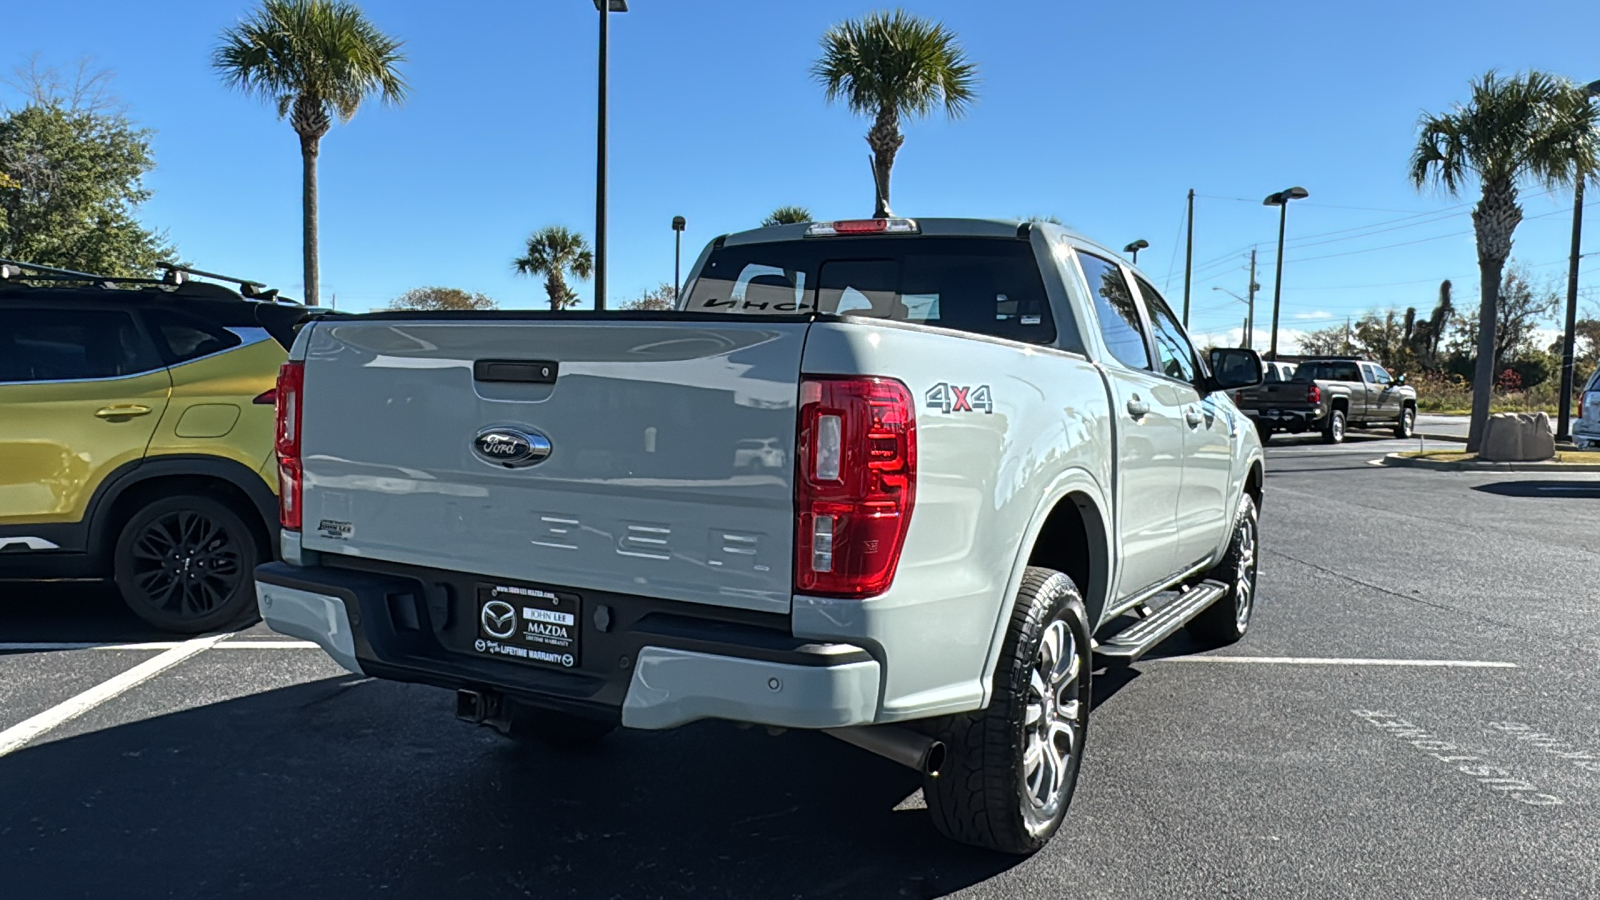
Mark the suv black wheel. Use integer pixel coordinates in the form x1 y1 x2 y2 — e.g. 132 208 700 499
1394 405 1416 439
114 494 261 633
922 567 1091 855
1188 493 1259 646
1322 407 1346 444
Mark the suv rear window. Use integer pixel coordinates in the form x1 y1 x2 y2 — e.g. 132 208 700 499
685 237 1056 344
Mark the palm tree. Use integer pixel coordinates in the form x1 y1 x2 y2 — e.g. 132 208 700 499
514 226 594 310
762 206 813 227
813 10 976 218
213 0 407 306
1410 71 1598 451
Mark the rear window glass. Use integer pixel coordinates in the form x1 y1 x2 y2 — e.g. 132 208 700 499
1293 361 1361 382
684 237 1056 344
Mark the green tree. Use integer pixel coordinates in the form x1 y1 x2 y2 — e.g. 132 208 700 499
1296 323 1350 356
813 10 976 218
761 206 812 227
388 286 496 311
1445 262 1560 371
213 0 408 306
1410 71 1599 450
622 282 677 311
0 104 172 276
513 226 593 310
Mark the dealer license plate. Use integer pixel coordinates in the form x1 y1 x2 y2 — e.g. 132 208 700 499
473 582 581 669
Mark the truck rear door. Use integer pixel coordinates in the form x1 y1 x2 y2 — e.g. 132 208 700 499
295 317 809 614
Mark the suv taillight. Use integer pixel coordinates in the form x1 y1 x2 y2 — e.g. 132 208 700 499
274 362 305 531
1307 384 1322 404
795 377 917 598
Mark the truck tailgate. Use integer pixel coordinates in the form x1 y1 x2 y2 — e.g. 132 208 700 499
1234 382 1311 411
297 318 807 613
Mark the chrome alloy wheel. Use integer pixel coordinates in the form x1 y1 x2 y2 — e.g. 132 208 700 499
1023 619 1083 810
1234 513 1259 630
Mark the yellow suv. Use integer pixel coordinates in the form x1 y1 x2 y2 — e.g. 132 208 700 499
0 261 308 632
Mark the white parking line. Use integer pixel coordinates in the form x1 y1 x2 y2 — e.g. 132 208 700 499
1156 655 1516 668
0 639 319 652
0 634 225 758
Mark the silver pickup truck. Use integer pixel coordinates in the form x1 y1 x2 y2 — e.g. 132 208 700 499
1234 357 1417 443
254 218 1265 854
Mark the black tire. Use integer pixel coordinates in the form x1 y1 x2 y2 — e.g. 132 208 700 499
1321 407 1346 444
1394 405 1416 439
114 494 261 633
1254 421 1273 444
1187 493 1259 646
922 568 1091 855
505 703 616 751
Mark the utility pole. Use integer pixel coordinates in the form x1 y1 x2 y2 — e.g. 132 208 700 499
1558 176 1586 441
1246 248 1258 350
1182 188 1195 327
1344 316 1352 355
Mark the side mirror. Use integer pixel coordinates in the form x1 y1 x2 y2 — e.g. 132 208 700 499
1208 348 1264 392
1395 372 1408 385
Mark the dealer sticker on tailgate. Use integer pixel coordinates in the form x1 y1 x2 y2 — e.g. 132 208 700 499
473 583 581 668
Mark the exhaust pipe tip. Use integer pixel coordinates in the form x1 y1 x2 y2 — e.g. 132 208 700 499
924 740 947 777
823 725 946 776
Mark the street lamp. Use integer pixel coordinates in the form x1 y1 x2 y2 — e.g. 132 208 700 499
592 0 628 310
1556 78 1600 442
672 215 686 303
1123 239 1149 264
1212 285 1254 349
1263 186 1309 360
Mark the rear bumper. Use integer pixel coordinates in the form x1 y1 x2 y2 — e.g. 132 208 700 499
254 561 880 730
1571 419 1600 441
1247 408 1322 431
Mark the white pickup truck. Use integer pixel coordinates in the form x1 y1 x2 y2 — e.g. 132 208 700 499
255 218 1265 854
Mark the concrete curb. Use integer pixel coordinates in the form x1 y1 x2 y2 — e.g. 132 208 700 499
1415 432 1468 444
1381 452 1600 473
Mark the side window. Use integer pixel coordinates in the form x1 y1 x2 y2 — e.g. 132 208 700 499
1369 365 1393 386
143 309 242 364
1334 362 1362 382
1076 252 1150 370
0 308 159 383
1136 279 1199 384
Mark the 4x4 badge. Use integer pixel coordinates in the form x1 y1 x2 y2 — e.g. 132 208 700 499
925 383 993 414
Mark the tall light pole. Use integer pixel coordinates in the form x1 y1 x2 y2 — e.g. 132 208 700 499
1557 78 1600 442
592 0 628 310
1263 186 1309 360
672 215 686 303
1123 239 1149 264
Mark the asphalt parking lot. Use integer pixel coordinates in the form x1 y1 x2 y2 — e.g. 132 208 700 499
2 431 1596 899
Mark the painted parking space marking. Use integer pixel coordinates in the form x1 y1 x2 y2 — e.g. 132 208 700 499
0 634 225 758
1157 655 1516 668
1488 722 1600 774
0 639 319 652
1353 710 1563 807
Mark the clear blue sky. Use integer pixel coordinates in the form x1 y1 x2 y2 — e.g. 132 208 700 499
5 0 1597 350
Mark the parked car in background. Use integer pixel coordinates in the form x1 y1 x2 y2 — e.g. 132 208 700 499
0 260 306 632
1227 359 1294 405
255 217 1266 855
1232 356 1416 443
1574 368 1600 449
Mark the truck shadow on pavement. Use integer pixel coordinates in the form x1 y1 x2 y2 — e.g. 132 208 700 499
0 675 1028 899
1472 480 1600 499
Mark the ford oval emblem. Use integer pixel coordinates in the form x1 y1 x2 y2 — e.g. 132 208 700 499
472 426 552 468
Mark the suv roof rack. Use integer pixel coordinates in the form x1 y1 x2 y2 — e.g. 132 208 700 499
0 258 295 305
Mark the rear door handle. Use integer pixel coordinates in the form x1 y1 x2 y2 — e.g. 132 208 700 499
1126 396 1149 419
94 405 152 418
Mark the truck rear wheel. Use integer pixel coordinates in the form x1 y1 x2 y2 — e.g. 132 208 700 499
1322 408 1346 444
114 494 261 634
1187 493 1259 646
921 567 1091 855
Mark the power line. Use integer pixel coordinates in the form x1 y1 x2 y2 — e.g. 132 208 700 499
1160 200 1187 293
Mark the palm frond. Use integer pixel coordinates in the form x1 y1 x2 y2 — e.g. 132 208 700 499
811 9 977 123
213 0 408 125
762 205 813 226
513 226 593 281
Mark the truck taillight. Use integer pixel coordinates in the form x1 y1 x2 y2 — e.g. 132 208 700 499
795 377 917 598
274 362 305 531
1307 384 1322 404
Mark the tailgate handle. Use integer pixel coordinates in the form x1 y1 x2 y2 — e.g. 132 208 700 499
474 360 559 384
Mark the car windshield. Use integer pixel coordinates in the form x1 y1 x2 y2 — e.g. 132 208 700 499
683 236 1057 345
1293 361 1361 382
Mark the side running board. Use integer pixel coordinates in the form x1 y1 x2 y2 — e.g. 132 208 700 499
1095 580 1229 664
